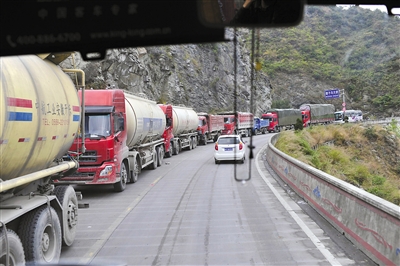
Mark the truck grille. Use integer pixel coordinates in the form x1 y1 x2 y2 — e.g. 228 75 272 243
77 151 98 162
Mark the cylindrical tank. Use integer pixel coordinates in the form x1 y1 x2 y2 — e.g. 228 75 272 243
125 93 166 148
0 55 80 181
172 106 198 135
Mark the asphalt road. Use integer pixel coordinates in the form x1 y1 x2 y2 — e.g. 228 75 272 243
59 133 375 265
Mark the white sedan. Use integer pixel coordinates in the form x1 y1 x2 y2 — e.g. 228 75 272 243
214 135 246 164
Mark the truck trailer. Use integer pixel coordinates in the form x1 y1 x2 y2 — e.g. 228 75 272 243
262 109 302 133
219 112 254 137
170 105 199 154
56 89 166 192
0 54 82 264
197 113 225 145
300 104 335 127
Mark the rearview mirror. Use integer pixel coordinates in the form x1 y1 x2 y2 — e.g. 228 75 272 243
198 0 304 28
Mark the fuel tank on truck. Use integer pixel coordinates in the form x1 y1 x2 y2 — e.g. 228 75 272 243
0 55 80 181
125 93 166 148
172 106 198 135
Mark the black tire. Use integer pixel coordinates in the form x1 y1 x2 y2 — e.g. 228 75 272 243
173 141 180 155
193 137 197 148
188 139 193 150
157 146 163 166
53 186 78 247
148 148 158 170
0 229 25 266
165 143 172 158
130 158 139 183
114 161 128 192
19 206 62 264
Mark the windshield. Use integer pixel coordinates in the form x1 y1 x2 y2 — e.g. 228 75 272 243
85 114 111 137
3 2 399 266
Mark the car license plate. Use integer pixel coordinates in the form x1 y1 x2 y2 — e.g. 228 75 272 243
225 148 233 151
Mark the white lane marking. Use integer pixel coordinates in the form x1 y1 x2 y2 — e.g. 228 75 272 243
255 142 342 266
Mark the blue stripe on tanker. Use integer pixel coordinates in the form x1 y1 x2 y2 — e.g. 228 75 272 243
8 112 33 121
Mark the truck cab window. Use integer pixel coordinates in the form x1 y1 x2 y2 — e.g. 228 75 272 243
85 114 111 137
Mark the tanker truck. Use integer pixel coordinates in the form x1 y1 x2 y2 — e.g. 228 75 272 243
0 54 82 265
262 109 302 132
159 105 199 155
54 89 166 192
197 113 225 145
218 111 254 137
300 104 335 127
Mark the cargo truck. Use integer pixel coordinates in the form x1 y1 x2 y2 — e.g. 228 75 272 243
55 89 166 192
253 117 269 135
197 113 225 145
262 109 302 133
219 112 254 137
300 104 335 127
158 105 199 155
0 54 82 264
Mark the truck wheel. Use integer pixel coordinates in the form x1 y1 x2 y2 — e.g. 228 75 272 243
130 158 139 183
193 138 197 148
148 149 158 170
114 161 128 192
173 141 180 155
188 139 193 150
53 186 78 247
165 143 172 158
157 146 163 166
19 206 62 264
0 229 25 266
262 128 266 134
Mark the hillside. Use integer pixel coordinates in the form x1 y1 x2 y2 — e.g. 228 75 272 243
65 6 399 118
274 122 400 205
243 5 400 118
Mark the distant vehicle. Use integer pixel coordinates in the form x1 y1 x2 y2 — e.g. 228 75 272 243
299 104 335 127
197 113 225 145
214 135 246 164
262 109 302 132
334 110 363 123
218 111 254 137
253 117 269 135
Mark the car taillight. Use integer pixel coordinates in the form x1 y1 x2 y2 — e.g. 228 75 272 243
215 143 218 150
239 142 243 150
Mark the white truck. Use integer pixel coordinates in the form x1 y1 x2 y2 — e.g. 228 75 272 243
0 54 82 264
171 105 199 154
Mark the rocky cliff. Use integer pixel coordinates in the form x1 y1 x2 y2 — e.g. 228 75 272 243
65 29 272 117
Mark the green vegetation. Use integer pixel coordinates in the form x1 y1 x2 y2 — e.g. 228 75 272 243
275 124 400 205
243 6 400 117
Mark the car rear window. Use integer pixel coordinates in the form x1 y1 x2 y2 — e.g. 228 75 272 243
218 137 240 144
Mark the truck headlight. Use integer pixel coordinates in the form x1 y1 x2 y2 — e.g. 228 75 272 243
100 166 113 176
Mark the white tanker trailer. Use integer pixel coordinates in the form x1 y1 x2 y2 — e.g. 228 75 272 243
55 89 166 192
171 105 199 154
0 54 82 265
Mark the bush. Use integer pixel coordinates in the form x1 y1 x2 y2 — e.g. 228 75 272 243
294 118 304 131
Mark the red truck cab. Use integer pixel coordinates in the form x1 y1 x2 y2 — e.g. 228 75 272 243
301 110 311 127
59 89 128 191
158 104 174 157
221 115 235 135
261 112 278 132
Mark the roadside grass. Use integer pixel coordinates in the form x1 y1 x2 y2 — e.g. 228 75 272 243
275 123 400 205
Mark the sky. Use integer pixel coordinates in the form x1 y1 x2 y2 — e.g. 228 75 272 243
338 5 400 14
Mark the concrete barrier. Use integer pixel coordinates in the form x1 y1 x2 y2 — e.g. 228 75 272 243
266 134 400 265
